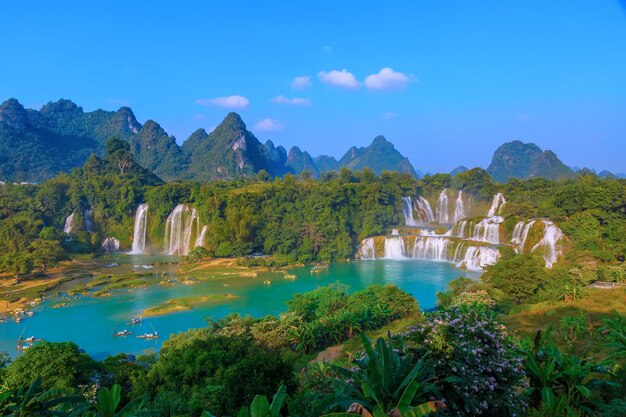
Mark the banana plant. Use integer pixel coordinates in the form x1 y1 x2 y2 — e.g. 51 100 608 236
524 338 613 416
322 333 444 417
0 377 85 417
85 384 144 417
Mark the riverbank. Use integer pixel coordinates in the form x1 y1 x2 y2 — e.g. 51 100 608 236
0 257 279 316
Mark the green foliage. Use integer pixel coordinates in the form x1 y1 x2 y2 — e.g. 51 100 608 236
3 342 99 390
0 376 86 417
484 253 547 305
523 335 615 416
323 334 442 417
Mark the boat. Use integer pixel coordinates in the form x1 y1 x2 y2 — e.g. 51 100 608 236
137 332 159 339
283 273 297 280
127 316 143 326
310 263 329 273
137 323 159 339
112 329 133 337
20 336 42 343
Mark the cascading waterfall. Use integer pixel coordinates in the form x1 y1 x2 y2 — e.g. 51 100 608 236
487 193 506 217
471 216 503 244
436 189 449 223
511 220 536 253
163 205 203 256
402 197 417 226
453 190 468 222
84 209 95 233
457 246 501 271
412 237 452 261
195 225 208 249
63 213 75 235
358 237 376 259
531 220 564 268
415 196 435 223
102 237 120 253
452 220 470 238
384 237 406 259
129 204 149 255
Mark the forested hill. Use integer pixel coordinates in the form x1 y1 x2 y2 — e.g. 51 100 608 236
487 140 574 182
0 98 419 182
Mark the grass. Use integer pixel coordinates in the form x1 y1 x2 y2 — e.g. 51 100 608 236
143 294 239 317
501 287 626 356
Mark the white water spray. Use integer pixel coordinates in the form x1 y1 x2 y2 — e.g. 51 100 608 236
416 196 435 223
402 197 417 226
436 189 449 223
63 213 75 235
129 204 149 255
487 193 506 217
384 237 406 259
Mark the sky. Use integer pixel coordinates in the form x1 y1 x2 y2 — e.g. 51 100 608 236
1 1 625 174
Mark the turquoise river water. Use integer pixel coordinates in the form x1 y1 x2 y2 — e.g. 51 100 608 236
0 256 480 359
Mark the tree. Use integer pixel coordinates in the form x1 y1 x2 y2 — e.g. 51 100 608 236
0 252 33 280
484 254 547 304
30 238 63 273
105 138 134 176
4 342 99 390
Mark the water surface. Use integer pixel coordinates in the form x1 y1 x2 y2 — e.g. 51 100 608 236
0 258 480 358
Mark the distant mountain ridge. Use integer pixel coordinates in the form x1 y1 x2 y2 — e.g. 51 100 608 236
0 98 419 182
486 140 574 182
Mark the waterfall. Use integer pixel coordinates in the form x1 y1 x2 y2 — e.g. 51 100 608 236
531 220 563 268
471 216 503 244
384 237 406 259
415 196 435 223
358 237 376 259
436 189 449 223
102 237 120 253
129 204 149 255
456 246 500 271
412 237 452 261
452 220 471 238
453 190 468 222
63 213 75 235
402 197 417 226
511 220 536 253
487 193 506 217
163 205 202 256
195 225 208 248
84 209 95 233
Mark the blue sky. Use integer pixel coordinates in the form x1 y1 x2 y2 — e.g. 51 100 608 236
1 1 625 173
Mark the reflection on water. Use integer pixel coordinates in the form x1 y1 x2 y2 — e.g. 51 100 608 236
0 258 480 359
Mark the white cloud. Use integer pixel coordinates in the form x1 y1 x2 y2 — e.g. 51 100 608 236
195 95 250 109
318 69 360 89
271 95 311 106
254 118 284 132
381 111 396 119
291 76 311 90
364 67 414 91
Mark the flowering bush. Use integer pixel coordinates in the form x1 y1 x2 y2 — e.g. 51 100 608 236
403 305 527 417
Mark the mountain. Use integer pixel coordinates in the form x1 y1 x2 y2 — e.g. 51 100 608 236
0 98 419 182
487 140 573 182
285 146 319 178
314 155 340 173
182 112 273 180
450 166 468 176
315 136 417 177
0 98 182 181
